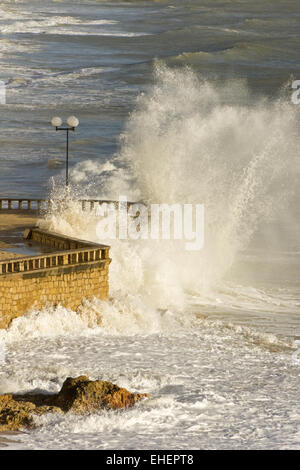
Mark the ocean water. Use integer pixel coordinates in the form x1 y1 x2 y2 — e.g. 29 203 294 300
0 0 300 450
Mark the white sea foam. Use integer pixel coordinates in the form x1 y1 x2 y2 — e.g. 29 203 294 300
3 66 299 335
0 39 41 55
0 2 299 450
40 65 300 307
0 14 147 37
4 66 117 94
1 66 300 450
0 16 118 34
1 304 298 450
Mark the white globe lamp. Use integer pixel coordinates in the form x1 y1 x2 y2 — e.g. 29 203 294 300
51 116 62 127
67 116 79 128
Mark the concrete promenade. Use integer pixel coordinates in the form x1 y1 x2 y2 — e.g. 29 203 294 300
0 210 38 260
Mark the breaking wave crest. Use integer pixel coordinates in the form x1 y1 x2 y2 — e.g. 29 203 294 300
43 65 300 295
0 294 292 356
2 65 298 345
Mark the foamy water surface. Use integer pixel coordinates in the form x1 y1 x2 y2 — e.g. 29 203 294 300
0 0 300 450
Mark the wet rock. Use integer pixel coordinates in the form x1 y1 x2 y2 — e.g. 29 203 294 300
0 376 149 431
0 394 35 431
54 375 149 412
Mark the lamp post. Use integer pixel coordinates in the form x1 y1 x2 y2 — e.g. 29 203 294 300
51 116 79 187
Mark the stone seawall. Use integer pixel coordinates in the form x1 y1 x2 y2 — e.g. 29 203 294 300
0 228 111 329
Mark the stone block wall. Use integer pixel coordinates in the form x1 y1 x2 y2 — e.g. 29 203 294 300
0 229 111 329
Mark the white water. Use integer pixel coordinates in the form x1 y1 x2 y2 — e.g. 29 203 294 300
0 11 147 37
43 65 300 298
1 66 300 449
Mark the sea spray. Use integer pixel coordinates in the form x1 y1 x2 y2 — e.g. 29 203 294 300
40 66 300 308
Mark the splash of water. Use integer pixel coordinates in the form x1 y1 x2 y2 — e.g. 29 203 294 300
41 65 300 312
